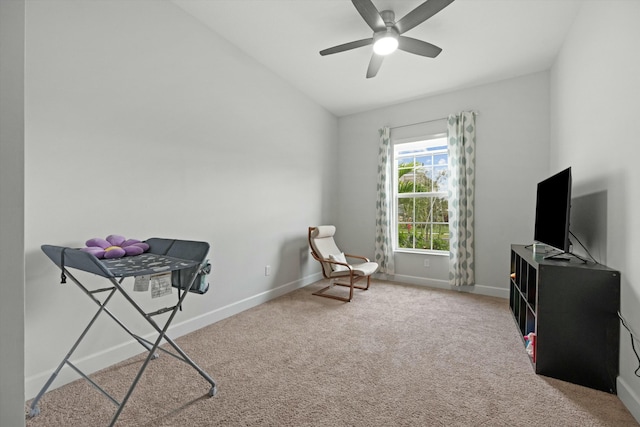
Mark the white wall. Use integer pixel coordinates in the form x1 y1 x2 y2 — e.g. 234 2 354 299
0 1 26 425
549 0 640 421
24 0 336 398
337 72 550 297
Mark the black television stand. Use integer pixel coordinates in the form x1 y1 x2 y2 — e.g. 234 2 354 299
509 244 620 393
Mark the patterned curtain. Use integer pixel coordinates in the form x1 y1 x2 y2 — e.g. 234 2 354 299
447 112 477 286
374 127 395 276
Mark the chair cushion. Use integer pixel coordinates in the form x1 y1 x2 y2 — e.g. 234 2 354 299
329 261 379 278
329 252 349 272
312 225 336 239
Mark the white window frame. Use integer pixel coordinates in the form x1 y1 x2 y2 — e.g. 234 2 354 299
392 134 449 254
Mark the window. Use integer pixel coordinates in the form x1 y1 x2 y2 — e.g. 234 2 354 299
394 136 449 252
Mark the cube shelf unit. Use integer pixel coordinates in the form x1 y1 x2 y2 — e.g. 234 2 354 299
509 244 620 393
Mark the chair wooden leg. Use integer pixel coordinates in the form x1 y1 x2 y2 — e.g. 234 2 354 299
312 284 352 302
333 275 370 291
312 275 374 302
334 283 367 291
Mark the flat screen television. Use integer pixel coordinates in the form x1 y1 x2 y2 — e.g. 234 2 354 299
534 167 572 254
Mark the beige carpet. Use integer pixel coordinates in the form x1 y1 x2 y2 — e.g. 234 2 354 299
26 280 638 426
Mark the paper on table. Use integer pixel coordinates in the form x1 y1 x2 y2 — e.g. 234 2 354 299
150 272 172 298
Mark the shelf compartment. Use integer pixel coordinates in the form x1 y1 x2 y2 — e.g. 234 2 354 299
527 263 537 310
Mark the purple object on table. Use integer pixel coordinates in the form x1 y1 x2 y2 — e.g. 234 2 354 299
80 234 149 259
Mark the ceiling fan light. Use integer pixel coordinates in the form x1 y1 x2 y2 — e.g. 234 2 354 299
373 36 398 55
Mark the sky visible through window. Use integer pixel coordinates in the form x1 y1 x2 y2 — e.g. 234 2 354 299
396 139 448 193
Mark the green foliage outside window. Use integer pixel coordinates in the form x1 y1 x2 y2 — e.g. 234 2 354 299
397 160 450 251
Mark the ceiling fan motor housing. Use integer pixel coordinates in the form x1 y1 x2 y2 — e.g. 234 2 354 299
380 10 396 27
373 11 399 56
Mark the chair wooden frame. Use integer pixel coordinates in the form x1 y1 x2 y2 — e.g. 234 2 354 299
308 226 375 302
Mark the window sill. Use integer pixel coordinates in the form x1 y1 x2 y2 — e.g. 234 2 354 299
394 249 450 257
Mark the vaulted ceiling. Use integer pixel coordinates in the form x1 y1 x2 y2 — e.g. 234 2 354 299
173 0 584 117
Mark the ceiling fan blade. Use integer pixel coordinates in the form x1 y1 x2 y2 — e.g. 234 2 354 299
320 38 373 56
366 54 384 78
398 36 442 58
351 0 386 32
395 0 455 34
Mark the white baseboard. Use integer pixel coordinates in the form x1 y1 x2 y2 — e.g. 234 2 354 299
381 273 509 299
617 376 640 424
25 272 323 400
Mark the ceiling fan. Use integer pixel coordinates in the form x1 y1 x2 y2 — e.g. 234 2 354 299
320 0 455 78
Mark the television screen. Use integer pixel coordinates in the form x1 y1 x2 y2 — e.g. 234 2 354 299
534 167 572 253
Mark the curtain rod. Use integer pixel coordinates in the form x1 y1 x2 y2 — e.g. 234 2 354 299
390 111 479 131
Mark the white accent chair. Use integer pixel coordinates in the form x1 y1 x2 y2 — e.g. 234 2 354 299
308 226 379 302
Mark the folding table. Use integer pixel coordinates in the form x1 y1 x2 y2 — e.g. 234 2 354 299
28 238 217 426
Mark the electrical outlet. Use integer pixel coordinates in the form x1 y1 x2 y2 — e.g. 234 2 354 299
424 259 430 268
265 265 271 276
